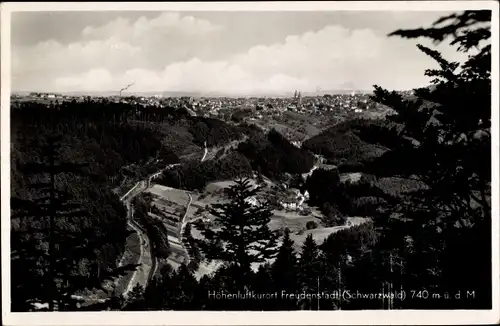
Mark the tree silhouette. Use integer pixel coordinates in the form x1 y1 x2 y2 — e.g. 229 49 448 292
369 10 492 309
195 178 278 288
297 234 320 310
11 135 137 311
123 284 145 311
271 228 299 309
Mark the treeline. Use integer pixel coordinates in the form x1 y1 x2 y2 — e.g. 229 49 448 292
305 168 394 226
125 221 442 311
188 117 242 147
238 129 315 179
11 98 192 125
10 100 182 311
158 151 253 191
11 135 138 311
156 126 315 191
12 101 180 181
302 118 398 172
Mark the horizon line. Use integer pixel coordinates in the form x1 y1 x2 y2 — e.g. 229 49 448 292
10 89 391 96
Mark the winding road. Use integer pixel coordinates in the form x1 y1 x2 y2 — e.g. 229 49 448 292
179 193 194 263
115 181 152 298
115 139 234 294
123 202 152 297
115 152 207 296
201 142 208 162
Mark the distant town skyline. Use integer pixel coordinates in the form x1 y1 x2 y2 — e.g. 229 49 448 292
12 10 470 95
12 89 376 97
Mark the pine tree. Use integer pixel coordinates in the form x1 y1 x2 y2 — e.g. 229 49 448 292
271 228 299 309
250 264 275 310
11 135 137 311
297 234 320 310
368 10 492 309
195 178 278 288
139 268 173 310
123 284 145 311
168 264 200 310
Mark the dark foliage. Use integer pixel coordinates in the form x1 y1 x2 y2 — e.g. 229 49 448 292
366 10 492 309
188 117 242 147
195 178 278 288
158 151 253 191
11 135 137 311
302 118 392 167
133 194 170 260
238 129 315 179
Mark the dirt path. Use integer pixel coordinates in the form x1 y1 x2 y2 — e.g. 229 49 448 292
117 183 152 297
179 192 194 263
201 147 208 162
123 206 151 296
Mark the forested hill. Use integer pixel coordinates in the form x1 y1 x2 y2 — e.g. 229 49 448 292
10 99 245 311
302 118 401 171
157 124 317 191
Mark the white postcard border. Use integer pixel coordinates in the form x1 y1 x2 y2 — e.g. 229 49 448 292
1 1 499 325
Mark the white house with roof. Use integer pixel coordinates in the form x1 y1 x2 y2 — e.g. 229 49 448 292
245 196 259 207
279 188 309 211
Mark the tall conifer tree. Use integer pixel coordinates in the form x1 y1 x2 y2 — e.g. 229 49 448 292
195 178 278 288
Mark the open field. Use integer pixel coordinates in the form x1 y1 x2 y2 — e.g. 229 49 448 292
125 219 153 296
191 179 371 252
113 231 141 295
340 172 363 184
148 185 190 206
289 216 370 251
150 178 371 281
267 209 324 234
204 178 274 194
187 178 275 222
146 184 191 272
190 217 370 276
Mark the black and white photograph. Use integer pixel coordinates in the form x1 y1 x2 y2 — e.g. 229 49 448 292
1 1 499 325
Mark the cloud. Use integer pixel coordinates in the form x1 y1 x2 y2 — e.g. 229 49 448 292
81 12 222 41
229 24 468 91
52 59 310 95
12 13 471 94
13 38 142 80
55 69 115 91
12 12 224 91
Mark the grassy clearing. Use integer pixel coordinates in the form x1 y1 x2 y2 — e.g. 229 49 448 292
289 217 371 251
372 176 428 197
204 178 266 193
187 178 373 277
113 231 141 295
267 210 323 234
146 184 192 276
340 172 363 184
148 185 189 206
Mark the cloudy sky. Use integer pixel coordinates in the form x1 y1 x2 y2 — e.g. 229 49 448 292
11 10 469 95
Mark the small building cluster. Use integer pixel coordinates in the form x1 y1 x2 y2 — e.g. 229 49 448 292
279 188 310 211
